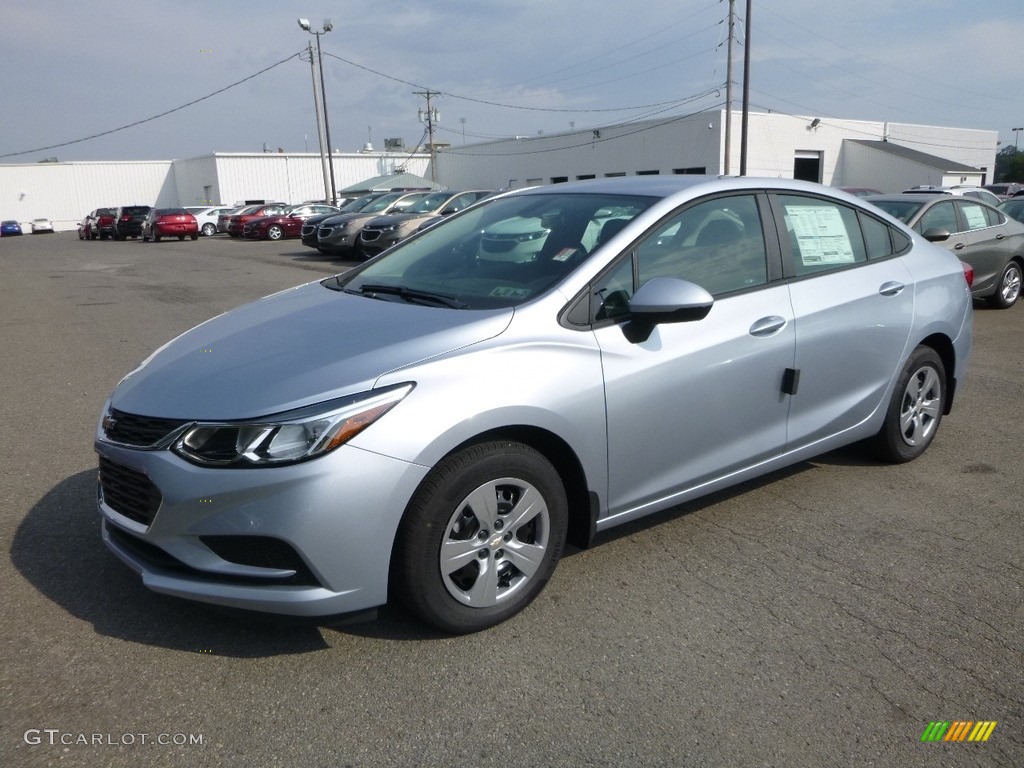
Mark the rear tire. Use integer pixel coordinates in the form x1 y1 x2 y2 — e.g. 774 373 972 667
987 260 1022 309
393 441 567 634
870 346 945 463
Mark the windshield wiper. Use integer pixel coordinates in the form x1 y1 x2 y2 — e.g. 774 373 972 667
352 283 467 309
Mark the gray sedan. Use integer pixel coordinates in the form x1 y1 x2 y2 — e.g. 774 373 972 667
95 177 972 633
868 193 1024 308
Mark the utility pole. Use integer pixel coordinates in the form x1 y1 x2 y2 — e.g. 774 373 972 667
724 0 735 175
739 0 752 176
415 90 440 182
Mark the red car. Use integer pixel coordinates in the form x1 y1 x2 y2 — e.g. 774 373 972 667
85 208 116 240
141 209 199 242
242 203 341 240
226 204 287 238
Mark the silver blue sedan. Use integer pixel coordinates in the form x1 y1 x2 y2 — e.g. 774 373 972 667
95 177 972 633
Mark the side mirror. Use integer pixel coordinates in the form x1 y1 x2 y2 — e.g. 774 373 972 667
624 277 714 343
922 227 951 243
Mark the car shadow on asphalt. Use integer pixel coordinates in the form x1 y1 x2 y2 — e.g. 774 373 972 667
12 445 882 650
10 470 335 657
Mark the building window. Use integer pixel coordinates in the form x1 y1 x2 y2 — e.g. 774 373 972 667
577 174 596 181
551 176 569 184
673 167 707 175
605 172 626 178
636 170 660 175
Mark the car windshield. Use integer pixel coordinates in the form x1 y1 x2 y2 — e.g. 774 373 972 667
334 192 654 310
362 193 423 213
403 192 454 214
870 199 926 224
340 195 379 212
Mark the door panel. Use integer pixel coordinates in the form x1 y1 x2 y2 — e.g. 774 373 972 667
596 285 794 520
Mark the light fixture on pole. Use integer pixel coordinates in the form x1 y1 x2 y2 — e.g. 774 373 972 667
1014 127 1023 151
298 18 337 204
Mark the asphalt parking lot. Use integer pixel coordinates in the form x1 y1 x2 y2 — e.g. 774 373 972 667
1 232 1021 768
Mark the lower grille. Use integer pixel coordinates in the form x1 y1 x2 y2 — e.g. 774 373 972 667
106 526 322 587
201 536 320 585
360 229 381 242
99 457 162 526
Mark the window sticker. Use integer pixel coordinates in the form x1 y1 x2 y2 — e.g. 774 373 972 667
552 247 579 262
786 205 855 265
490 286 532 299
962 205 988 230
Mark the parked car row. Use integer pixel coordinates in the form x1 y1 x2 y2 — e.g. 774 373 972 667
297 189 493 258
2 219 54 236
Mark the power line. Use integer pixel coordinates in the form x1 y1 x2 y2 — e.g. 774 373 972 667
0 51 304 160
321 51 712 115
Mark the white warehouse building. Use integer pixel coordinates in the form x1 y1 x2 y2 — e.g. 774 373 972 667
0 151 430 232
434 109 997 193
0 110 998 232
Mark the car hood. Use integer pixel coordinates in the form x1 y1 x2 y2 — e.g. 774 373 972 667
110 279 514 420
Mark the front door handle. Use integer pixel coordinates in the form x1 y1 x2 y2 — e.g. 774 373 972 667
954 242 966 250
879 281 905 297
749 316 787 337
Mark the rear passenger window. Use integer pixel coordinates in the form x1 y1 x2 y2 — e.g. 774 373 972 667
776 195 866 275
959 201 990 231
860 214 893 260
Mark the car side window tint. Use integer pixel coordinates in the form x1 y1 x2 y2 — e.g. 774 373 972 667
777 195 866 275
632 195 768 295
959 201 990 231
860 213 894 260
916 201 959 234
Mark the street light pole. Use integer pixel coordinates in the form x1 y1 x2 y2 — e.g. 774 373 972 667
1014 127 1023 151
304 41 330 202
299 18 337 204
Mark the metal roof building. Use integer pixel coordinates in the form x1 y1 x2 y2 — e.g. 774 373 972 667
434 110 997 194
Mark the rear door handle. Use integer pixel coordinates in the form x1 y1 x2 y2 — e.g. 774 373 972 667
954 242 965 250
879 281 905 297
749 316 787 337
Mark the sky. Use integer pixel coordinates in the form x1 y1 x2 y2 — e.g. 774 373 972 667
1 0 1022 164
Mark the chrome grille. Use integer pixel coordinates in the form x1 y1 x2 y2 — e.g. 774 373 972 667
104 409 187 447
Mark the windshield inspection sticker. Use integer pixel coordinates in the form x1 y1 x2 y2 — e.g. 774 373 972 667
786 205 855 265
490 286 532 299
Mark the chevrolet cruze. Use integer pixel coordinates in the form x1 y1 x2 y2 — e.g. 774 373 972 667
95 176 972 633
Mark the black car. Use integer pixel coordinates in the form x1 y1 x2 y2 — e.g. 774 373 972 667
113 205 152 240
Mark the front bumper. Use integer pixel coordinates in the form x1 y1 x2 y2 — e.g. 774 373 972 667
95 437 430 617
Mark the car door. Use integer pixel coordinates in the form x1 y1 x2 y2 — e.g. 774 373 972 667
771 193 914 448
592 193 794 522
953 200 1015 295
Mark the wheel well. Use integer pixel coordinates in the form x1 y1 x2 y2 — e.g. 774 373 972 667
919 333 956 414
443 426 597 550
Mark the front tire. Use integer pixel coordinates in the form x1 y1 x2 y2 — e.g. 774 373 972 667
393 441 568 634
267 225 284 241
870 346 945 463
987 260 1022 309
201 223 216 237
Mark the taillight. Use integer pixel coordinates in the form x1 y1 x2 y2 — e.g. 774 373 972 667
962 263 974 288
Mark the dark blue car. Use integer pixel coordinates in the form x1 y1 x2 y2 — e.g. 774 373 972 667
1 220 24 236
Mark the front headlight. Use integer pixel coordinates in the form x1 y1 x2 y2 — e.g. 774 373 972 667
173 383 413 467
